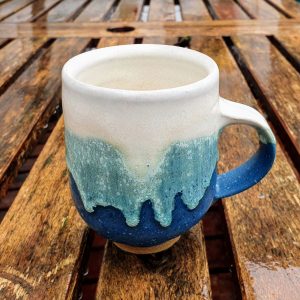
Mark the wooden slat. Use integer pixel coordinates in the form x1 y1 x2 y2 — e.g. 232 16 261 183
36 0 87 22
2 0 61 22
267 0 300 18
209 0 249 19
0 0 34 21
232 35 300 161
0 38 90 197
0 118 89 299
180 0 211 20
1 19 299 38
148 0 175 21
75 0 114 22
97 224 212 299
275 32 300 63
110 0 144 21
0 38 46 91
191 36 300 300
237 0 284 19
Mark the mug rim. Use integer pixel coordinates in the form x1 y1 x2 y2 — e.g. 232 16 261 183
62 44 219 102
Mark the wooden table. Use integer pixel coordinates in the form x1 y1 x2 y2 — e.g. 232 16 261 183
0 0 299 299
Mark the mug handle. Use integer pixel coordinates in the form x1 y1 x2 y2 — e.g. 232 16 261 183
214 97 276 199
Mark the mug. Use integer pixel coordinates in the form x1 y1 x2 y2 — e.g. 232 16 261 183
62 44 276 254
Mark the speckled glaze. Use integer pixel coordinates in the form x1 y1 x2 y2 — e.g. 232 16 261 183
62 44 276 250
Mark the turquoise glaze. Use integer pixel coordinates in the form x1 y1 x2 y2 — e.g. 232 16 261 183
65 129 219 227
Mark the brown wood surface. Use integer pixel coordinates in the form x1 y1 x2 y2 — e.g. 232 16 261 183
275 32 300 63
180 0 211 20
0 0 34 21
0 118 89 299
237 0 284 19
191 36 300 300
75 0 114 22
2 0 61 22
0 19 300 38
209 0 249 20
232 35 300 161
110 0 144 22
0 38 89 197
0 37 46 91
148 0 175 21
97 223 212 299
268 0 300 18
36 0 87 22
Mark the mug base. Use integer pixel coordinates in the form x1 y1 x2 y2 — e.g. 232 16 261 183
114 236 181 255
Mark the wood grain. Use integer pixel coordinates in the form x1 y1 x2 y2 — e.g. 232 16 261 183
0 118 89 299
267 0 300 18
180 0 211 20
209 0 249 20
232 35 300 163
275 32 300 63
110 0 144 22
191 36 300 300
97 223 212 299
0 0 34 21
1 19 299 38
0 38 89 197
148 0 175 21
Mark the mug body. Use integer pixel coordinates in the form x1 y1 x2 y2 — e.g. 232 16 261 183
62 45 221 248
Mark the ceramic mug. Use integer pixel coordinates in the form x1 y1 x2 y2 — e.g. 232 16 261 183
62 44 276 254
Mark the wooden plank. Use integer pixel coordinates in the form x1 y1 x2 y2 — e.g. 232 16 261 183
1 19 300 38
180 0 211 20
232 35 300 161
148 0 175 21
209 0 249 19
0 0 34 21
2 0 61 22
97 36 134 47
75 0 114 22
267 0 300 18
0 38 90 197
36 0 87 22
237 0 284 19
275 32 300 63
0 38 47 91
0 118 89 299
110 0 144 21
97 224 212 299
191 36 300 300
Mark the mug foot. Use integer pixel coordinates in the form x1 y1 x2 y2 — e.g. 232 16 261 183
114 236 181 254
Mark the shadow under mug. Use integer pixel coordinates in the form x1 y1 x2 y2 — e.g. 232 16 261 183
62 44 276 254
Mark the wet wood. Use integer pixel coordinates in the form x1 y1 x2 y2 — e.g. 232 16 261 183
268 0 300 18
148 0 175 21
0 38 89 197
0 118 89 299
209 0 249 20
232 35 300 162
75 0 114 22
191 36 300 300
180 0 211 20
0 19 299 38
0 38 46 92
37 0 87 22
110 0 144 22
0 0 34 21
97 223 212 299
237 0 284 19
2 0 61 23
275 32 300 63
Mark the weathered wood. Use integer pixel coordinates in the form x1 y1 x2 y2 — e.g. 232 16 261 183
0 118 89 299
191 36 300 300
75 0 114 22
232 35 300 163
180 0 211 20
36 0 87 22
267 0 300 18
2 0 61 22
0 38 47 92
148 0 175 21
97 223 211 299
0 0 34 21
237 0 284 19
209 0 249 20
0 38 90 197
110 0 144 22
275 32 300 63
98 37 134 47
1 19 300 38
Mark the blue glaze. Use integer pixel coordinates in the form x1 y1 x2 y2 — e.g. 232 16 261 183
65 129 218 227
69 169 217 247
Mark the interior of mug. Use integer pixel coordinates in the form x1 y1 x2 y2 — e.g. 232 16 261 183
65 45 215 92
